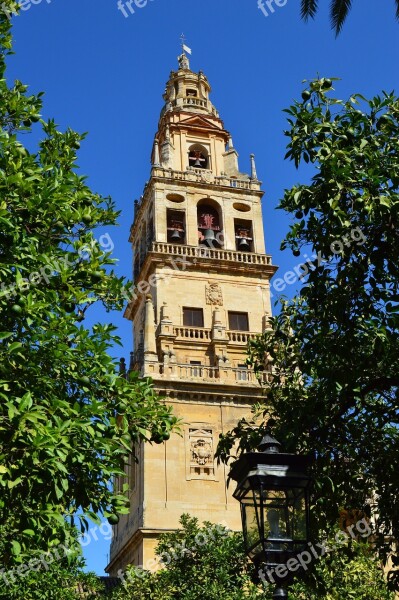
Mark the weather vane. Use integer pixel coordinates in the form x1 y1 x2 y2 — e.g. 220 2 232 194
180 33 192 56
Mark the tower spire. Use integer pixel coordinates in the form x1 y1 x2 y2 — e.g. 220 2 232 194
178 34 192 70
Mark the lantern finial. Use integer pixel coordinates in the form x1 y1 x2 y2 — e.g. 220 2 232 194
258 434 281 454
272 587 288 599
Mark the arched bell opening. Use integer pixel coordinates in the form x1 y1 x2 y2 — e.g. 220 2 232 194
167 208 186 244
234 218 253 252
188 144 209 170
197 199 223 248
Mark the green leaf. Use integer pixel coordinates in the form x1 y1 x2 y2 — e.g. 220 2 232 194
11 540 21 556
0 332 13 340
8 341 23 353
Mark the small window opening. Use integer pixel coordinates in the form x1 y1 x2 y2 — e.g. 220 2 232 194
228 312 249 331
167 209 185 244
234 219 253 252
197 205 221 247
189 150 208 169
183 308 204 327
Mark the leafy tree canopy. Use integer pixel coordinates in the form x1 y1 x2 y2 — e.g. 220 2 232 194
217 78 399 591
109 515 271 600
109 515 393 600
300 0 399 35
0 2 178 568
0 527 103 600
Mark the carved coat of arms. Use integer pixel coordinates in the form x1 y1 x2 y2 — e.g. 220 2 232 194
191 439 213 466
206 283 223 306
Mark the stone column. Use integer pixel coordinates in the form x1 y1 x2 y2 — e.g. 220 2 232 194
153 139 160 167
143 295 158 373
250 153 258 180
157 302 176 376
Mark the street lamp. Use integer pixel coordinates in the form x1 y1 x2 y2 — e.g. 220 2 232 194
229 434 312 599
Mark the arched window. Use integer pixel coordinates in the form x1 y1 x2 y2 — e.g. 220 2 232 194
188 144 209 170
197 200 223 247
167 209 186 244
234 219 253 252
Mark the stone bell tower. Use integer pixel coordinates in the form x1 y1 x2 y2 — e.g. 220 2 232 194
106 51 277 575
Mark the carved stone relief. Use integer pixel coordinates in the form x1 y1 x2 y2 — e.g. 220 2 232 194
189 428 214 477
206 283 223 306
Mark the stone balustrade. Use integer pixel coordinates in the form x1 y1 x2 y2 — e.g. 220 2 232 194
151 242 273 266
174 326 212 341
151 166 258 190
171 364 219 380
227 331 259 344
156 363 270 385
180 96 208 108
173 327 258 344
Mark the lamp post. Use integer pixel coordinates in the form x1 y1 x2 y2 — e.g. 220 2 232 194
229 434 312 599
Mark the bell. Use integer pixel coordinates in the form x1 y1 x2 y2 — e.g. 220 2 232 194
238 237 250 250
203 229 216 244
171 229 182 241
194 158 202 167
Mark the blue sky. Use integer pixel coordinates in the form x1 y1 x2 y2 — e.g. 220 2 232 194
7 0 399 575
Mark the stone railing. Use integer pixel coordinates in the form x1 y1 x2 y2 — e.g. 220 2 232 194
232 368 272 384
156 363 271 385
218 178 252 190
174 364 219 380
174 326 212 341
187 167 213 177
227 331 259 344
172 328 259 344
151 167 258 190
151 242 273 266
180 96 208 109
232 367 255 383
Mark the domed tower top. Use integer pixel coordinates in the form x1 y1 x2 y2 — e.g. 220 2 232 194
150 45 259 181
161 51 219 118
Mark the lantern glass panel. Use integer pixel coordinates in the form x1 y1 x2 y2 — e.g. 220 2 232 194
242 503 258 548
241 490 262 559
261 488 307 543
287 488 307 541
263 490 290 541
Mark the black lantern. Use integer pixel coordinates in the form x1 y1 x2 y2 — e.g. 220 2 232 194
229 435 312 598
